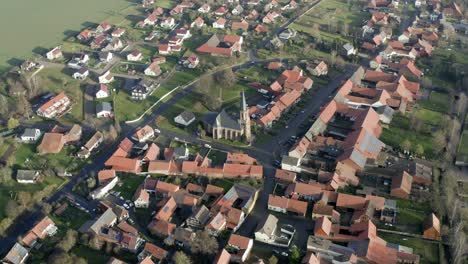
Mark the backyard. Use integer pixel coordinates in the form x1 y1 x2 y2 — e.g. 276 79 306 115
378 232 441 264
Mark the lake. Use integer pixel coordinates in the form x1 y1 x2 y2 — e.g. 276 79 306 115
0 0 133 72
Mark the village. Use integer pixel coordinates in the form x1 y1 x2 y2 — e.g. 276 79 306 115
0 0 467 263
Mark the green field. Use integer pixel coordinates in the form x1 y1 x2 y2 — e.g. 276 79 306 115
0 0 134 72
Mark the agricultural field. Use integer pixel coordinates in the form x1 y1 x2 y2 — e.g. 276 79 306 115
0 0 135 72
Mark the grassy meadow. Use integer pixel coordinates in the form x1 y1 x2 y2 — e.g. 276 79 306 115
0 0 134 72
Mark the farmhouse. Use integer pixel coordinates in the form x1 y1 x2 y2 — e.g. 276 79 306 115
196 34 243 57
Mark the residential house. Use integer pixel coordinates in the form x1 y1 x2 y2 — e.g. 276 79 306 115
103 38 124 52
36 92 71 118
96 84 110 99
214 249 231 264
198 4 211 13
185 205 211 229
191 17 205 28
111 28 126 38
96 22 112 33
196 34 243 56
138 243 168 263
390 171 413 199
68 53 90 69
3 243 29 264
134 187 150 208
96 102 113 118
46 46 63 60
182 54 199 68
73 67 89 80
343 43 357 56
77 131 104 158
90 177 119 199
155 181 180 197
98 170 116 185
174 111 196 127
144 62 162 76
213 17 227 29
160 17 175 28
127 50 143 61
99 51 113 63
132 79 156 100
87 208 118 235
214 6 228 16
133 125 155 142
275 169 296 184
231 20 249 31
311 61 328 76
422 213 441 240
254 214 278 244
99 70 114 84
232 5 244 15
227 234 253 262
267 195 307 216
20 128 41 142
21 216 57 247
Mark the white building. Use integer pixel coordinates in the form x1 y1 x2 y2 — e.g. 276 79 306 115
90 177 119 199
99 70 114 84
20 128 41 142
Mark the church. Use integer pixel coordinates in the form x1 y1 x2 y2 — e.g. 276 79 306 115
202 91 252 142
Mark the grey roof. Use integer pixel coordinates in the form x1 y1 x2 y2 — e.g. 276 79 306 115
256 214 278 236
190 205 210 224
349 149 367 168
89 208 117 234
343 43 354 51
22 128 39 138
376 105 395 118
4 243 28 264
360 130 383 155
223 184 257 212
215 110 241 130
384 199 397 209
348 240 370 257
177 111 196 123
282 156 299 166
97 102 113 113
16 170 39 181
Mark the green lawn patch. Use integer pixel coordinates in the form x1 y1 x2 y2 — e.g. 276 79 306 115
211 178 234 192
73 245 111 264
418 91 450 113
378 233 440 264
113 174 146 200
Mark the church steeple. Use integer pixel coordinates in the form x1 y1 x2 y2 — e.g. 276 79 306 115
240 90 252 142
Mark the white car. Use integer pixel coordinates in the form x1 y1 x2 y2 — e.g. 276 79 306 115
123 203 129 209
204 144 212 149
154 128 161 134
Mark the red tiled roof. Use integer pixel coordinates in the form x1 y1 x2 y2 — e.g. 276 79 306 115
155 197 177 221
228 234 251 249
98 170 116 183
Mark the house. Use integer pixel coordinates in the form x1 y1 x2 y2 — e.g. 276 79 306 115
99 71 114 84
37 126 82 154
255 24 269 34
254 214 278 244
160 17 175 28
174 111 196 127
36 92 71 118
312 204 340 223
198 3 211 13
77 29 94 42
3 243 29 264
127 50 143 61
138 243 168 262
231 20 249 31
214 249 231 264
227 234 253 262
133 125 155 142
99 51 113 63
96 84 110 99
20 128 41 142
263 11 282 24
282 0 298 9
97 22 112 33
46 46 63 60
183 54 199 68
423 213 441 240
21 216 58 247
87 208 118 235
96 102 113 118
144 61 162 77
77 131 104 158
111 28 126 38
90 176 119 199
73 67 89 80
278 28 296 40
98 170 116 184
175 28 191 39
159 44 172 55
443 2 463 18
191 17 205 28
134 187 150 208
312 61 328 76
214 6 228 16
390 171 413 199
68 53 90 69
16 170 40 184
343 43 357 56
380 199 397 223
267 195 307 216
275 169 296 184
196 34 243 56
132 79 156 100
213 17 227 29
185 205 211 229
155 181 180 197
232 5 244 15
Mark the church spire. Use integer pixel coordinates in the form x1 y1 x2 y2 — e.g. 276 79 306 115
241 90 247 112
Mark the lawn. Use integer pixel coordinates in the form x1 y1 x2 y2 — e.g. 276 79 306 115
418 91 450 114
33 67 85 124
378 233 440 264
113 174 147 200
0 0 134 72
73 245 111 264
53 203 92 230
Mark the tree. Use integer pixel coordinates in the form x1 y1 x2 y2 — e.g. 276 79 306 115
16 96 32 118
41 202 53 215
190 230 218 255
7 117 19 129
400 139 411 151
0 94 9 117
48 251 86 264
57 230 78 252
16 191 32 207
4 200 21 218
215 68 237 88
289 245 302 264
173 251 192 264
268 255 278 264
108 125 118 141
433 130 447 154
329 50 337 66
415 144 424 157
